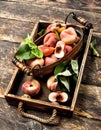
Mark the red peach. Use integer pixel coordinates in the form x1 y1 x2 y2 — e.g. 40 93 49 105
45 54 57 66
65 45 73 53
22 79 41 96
60 27 79 44
46 23 57 32
47 76 58 91
44 32 57 47
38 45 55 56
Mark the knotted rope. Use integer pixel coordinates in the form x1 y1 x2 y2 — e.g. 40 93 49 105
18 94 57 124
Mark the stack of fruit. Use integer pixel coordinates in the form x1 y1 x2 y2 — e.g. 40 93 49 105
15 23 80 103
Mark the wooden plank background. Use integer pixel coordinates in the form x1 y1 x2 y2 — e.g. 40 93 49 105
0 0 101 130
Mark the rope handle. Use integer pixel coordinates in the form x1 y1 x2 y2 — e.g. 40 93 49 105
18 94 58 124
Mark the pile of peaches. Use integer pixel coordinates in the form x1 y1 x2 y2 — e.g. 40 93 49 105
27 23 79 68
22 23 80 103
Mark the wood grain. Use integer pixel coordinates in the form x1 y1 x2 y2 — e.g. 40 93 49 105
0 0 101 129
0 1 101 37
0 18 35 42
3 0 101 14
0 84 101 130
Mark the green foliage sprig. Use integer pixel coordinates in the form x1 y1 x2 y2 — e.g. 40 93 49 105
15 36 43 61
90 39 100 57
54 60 79 92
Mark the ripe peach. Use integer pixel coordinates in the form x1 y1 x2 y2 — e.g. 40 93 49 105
47 76 58 91
60 27 79 44
65 45 73 53
55 24 66 33
54 41 66 58
44 32 57 47
44 54 57 66
26 58 44 68
48 91 68 103
22 79 41 96
38 45 55 56
46 23 57 32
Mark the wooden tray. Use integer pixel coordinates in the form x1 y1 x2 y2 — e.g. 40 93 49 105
5 20 93 118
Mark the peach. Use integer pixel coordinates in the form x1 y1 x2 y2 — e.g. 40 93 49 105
22 79 41 96
45 54 57 66
47 76 58 91
48 91 68 103
54 41 66 58
55 24 66 33
65 45 73 53
26 58 44 68
60 27 79 44
44 32 57 47
38 45 55 56
46 23 57 32
46 23 66 33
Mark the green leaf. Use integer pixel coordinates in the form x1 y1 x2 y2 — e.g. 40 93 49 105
59 77 70 91
55 69 72 79
54 61 68 75
54 30 60 40
23 37 37 49
31 48 43 58
72 74 78 83
23 36 33 44
90 39 100 57
15 36 43 60
29 42 37 49
15 44 35 60
71 60 78 76
38 29 45 36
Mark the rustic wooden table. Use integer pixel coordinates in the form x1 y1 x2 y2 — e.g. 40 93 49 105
0 0 101 130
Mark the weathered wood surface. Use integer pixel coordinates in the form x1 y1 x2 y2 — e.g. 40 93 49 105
0 0 101 37
0 0 101 130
